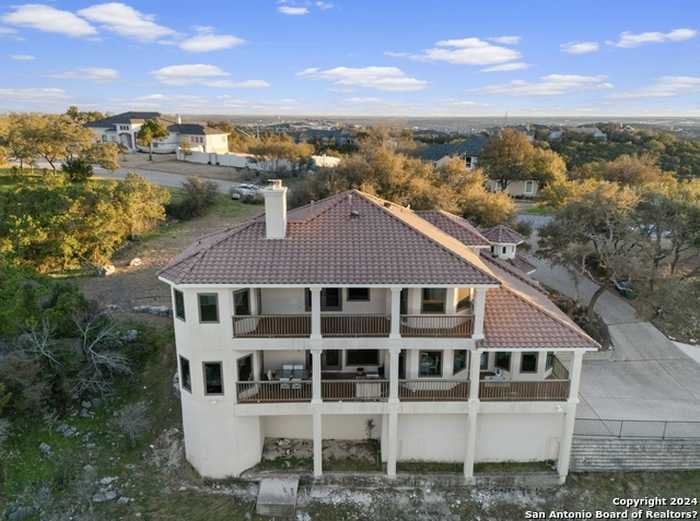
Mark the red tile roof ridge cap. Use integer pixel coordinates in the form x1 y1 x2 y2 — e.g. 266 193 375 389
498 284 600 349
358 191 501 286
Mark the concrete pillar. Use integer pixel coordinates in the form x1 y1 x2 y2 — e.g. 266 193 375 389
472 288 486 339
556 350 584 484
464 350 482 482
310 287 321 339
313 410 322 477
390 287 402 338
386 410 398 477
311 348 322 404
389 347 400 401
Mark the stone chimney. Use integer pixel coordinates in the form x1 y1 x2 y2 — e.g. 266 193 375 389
262 179 287 239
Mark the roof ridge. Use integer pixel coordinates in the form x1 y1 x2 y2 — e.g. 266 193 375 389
500 284 599 348
436 209 492 245
355 191 500 285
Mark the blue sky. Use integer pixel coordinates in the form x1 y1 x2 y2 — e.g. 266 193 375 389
1 0 699 116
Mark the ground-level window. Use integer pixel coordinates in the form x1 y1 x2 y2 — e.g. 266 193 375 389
346 349 379 366
525 180 535 194
495 352 511 372
453 350 468 374
419 351 442 377
204 362 224 395
347 288 370 301
237 354 253 382
233 289 251 316
480 352 489 370
198 293 219 323
179 356 191 392
421 288 446 314
520 352 538 373
174 289 185 321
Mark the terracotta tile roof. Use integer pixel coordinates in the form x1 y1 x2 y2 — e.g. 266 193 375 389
159 190 500 286
415 210 491 248
482 224 524 244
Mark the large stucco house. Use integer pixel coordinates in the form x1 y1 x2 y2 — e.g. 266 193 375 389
158 181 598 484
86 111 229 154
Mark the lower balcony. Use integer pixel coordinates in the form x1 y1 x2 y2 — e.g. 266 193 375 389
236 378 569 404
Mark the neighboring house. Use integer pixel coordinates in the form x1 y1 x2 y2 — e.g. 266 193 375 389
86 112 229 154
416 134 488 171
486 179 539 198
158 182 598 483
296 128 355 147
567 127 608 141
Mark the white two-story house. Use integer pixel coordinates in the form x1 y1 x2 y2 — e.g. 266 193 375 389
158 181 598 484
86 112 229 154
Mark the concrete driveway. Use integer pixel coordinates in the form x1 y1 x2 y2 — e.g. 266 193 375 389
527 254 700 422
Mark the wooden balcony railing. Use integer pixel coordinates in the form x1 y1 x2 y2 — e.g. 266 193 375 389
321 314 391 337
236 381 312 403
321 379 389 401
479 380 570 401
232 315 310 338
399 379 470 401
400 314 474 337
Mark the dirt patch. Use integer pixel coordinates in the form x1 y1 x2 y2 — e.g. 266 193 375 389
76 202 260 310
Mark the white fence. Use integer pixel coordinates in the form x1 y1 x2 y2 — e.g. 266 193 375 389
176 149 340 172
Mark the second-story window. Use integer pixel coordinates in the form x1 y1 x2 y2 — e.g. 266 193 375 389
179 356 191 392
421 288 446 314
495 352 511 372
305 288 342 312
174 289 185 321
233 289 251 316
419 351 442 377
203 362 224 395
347 288 370 301
198 293 219 323
453 350 467 374
456 288 471 312
520 352 538 373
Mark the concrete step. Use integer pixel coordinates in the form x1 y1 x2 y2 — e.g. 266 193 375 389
256 477 299 518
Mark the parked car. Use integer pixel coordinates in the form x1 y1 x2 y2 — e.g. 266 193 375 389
230 184 262 202
613 279 638 300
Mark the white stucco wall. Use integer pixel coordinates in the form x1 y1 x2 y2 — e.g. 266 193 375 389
486 179 539 197
262 414 382 440
475 413 562 462
396 414 469 462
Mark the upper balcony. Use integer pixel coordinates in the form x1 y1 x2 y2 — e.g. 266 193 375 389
230 286 481 341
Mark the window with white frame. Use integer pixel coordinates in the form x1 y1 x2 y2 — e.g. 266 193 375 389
203 362 223 395
179 356 191 392
520 352 538 373
419 351 442 377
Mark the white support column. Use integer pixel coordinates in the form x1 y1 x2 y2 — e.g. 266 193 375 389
386 409 398 478
310 287 321 339
556 350 584 484
311 348 322 404
390 287 402 338
388 347 400 402
313 410 322 477
472 288 486 340
464 350 482 482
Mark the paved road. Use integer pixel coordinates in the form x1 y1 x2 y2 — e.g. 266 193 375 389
527 253 700 423
95 165 240 193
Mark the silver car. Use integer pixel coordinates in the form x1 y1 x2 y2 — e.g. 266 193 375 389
230 183 262 201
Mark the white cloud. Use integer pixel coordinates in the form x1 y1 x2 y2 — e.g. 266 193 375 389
474 74 613 96
613 76 700 98
0 27 18 34
278 5 309 15
561 41 600 54
2 4 97 37
481 62 529 72
179 33 244 52
10 54 35 60
414 37 521 65
608 28 697 48
298 66 427 91
151 64 269 88
488 35 520 45
51 67 119 81
346 97 382 103
0 87 68 103
316 2 334 10
78 2 175 41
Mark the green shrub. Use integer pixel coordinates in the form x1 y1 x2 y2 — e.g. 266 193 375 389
166 177 218 219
